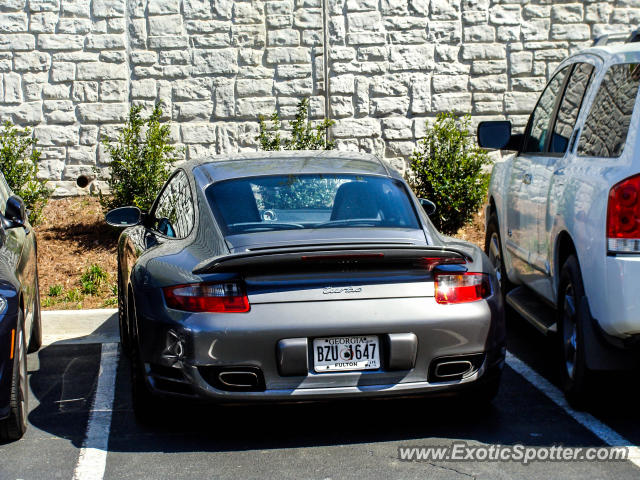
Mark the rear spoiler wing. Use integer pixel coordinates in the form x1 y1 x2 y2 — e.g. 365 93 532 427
192 245 473 275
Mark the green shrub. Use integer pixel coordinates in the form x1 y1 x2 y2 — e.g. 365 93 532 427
257 98 335 151
80 263 108 295
65 288 82 303
102 297 117 307
42 297 56 308
48 284 63 297
0 121 52 225
409 112 490 235
81 281 97 295
99 103 178 212
256 99 335 209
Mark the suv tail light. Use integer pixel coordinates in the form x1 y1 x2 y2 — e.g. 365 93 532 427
163 282 250 312
607 174 640 253
434 273 491 304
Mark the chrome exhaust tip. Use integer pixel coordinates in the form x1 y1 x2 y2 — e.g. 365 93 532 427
218 371 260 389
197 366 266 392
434 360 473 379
428 353 485 382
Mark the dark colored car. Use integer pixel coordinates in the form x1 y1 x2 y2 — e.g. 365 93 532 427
0 173 41 441
107 152 505 422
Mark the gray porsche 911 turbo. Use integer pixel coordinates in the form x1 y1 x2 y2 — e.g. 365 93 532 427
106 151 505 422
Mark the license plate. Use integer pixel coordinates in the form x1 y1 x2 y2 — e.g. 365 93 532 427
313 336 380 372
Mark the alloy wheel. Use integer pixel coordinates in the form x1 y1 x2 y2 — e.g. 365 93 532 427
488 232 503 289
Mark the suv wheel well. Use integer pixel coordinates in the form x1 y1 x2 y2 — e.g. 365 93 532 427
488 197 496 216
555 232 577 292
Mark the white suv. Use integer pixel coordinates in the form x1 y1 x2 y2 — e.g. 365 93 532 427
479 37 640 406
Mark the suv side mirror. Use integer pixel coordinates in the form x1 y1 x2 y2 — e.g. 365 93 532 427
106 206 142 227
478 121 512 149
477 121 525 151
419 198 436 216
3 195 27 229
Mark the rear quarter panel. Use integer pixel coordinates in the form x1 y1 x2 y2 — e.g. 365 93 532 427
546 50 640 327
487 153 519 284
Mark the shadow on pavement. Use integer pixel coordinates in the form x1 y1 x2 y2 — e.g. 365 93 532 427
107 355 615 454
22 310 640 453
27 342 101 448
506 311 640 445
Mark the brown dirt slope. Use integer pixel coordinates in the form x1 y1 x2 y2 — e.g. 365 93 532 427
36 197 118 310
454 209 486 250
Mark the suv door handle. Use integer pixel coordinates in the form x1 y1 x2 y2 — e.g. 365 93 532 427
522 173 532 185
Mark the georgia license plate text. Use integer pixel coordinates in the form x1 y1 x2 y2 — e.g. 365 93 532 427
313 336 380 372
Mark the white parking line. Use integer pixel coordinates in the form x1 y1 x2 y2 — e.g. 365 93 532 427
506 351 640 469
72 343 119 480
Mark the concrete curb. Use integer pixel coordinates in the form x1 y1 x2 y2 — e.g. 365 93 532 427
41 308 119 346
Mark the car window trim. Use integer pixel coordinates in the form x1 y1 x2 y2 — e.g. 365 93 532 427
548 62 595 157
519 65 572 157
542 65 574 154
149 168 196 240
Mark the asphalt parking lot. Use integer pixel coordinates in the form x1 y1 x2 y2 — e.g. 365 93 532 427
1 310 640 480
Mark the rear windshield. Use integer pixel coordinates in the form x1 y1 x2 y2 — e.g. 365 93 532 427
205 174 421 235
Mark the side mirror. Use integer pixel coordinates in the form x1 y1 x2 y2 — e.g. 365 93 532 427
419 198 436 216
106 206 142 227
477 121 512 149
3 195 27 229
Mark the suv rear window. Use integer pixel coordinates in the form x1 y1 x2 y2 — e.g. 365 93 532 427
577 63 640 158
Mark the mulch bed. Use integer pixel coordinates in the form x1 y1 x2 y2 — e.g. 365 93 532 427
35 197 486 310
37 197 119 310
454 209 486 249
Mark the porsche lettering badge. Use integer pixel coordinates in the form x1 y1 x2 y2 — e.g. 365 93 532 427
322 286 363 295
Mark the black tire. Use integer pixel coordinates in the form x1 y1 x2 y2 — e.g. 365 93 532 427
128 291 162 425
0 311 28 441
450 372 501 413
117 261 131 358
557 255 594 408
470 370 502 406
131 342 161 426
484 212 512 297
27 269 42 354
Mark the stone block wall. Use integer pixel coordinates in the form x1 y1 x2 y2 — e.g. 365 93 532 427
0 0 638 195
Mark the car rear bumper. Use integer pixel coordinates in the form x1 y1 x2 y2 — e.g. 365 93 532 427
135 293 506 402
602 255 640 337
179 355 504 402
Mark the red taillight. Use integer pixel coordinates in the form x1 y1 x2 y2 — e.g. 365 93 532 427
607 174 640 253
163 282 250 313
434 273 491 304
